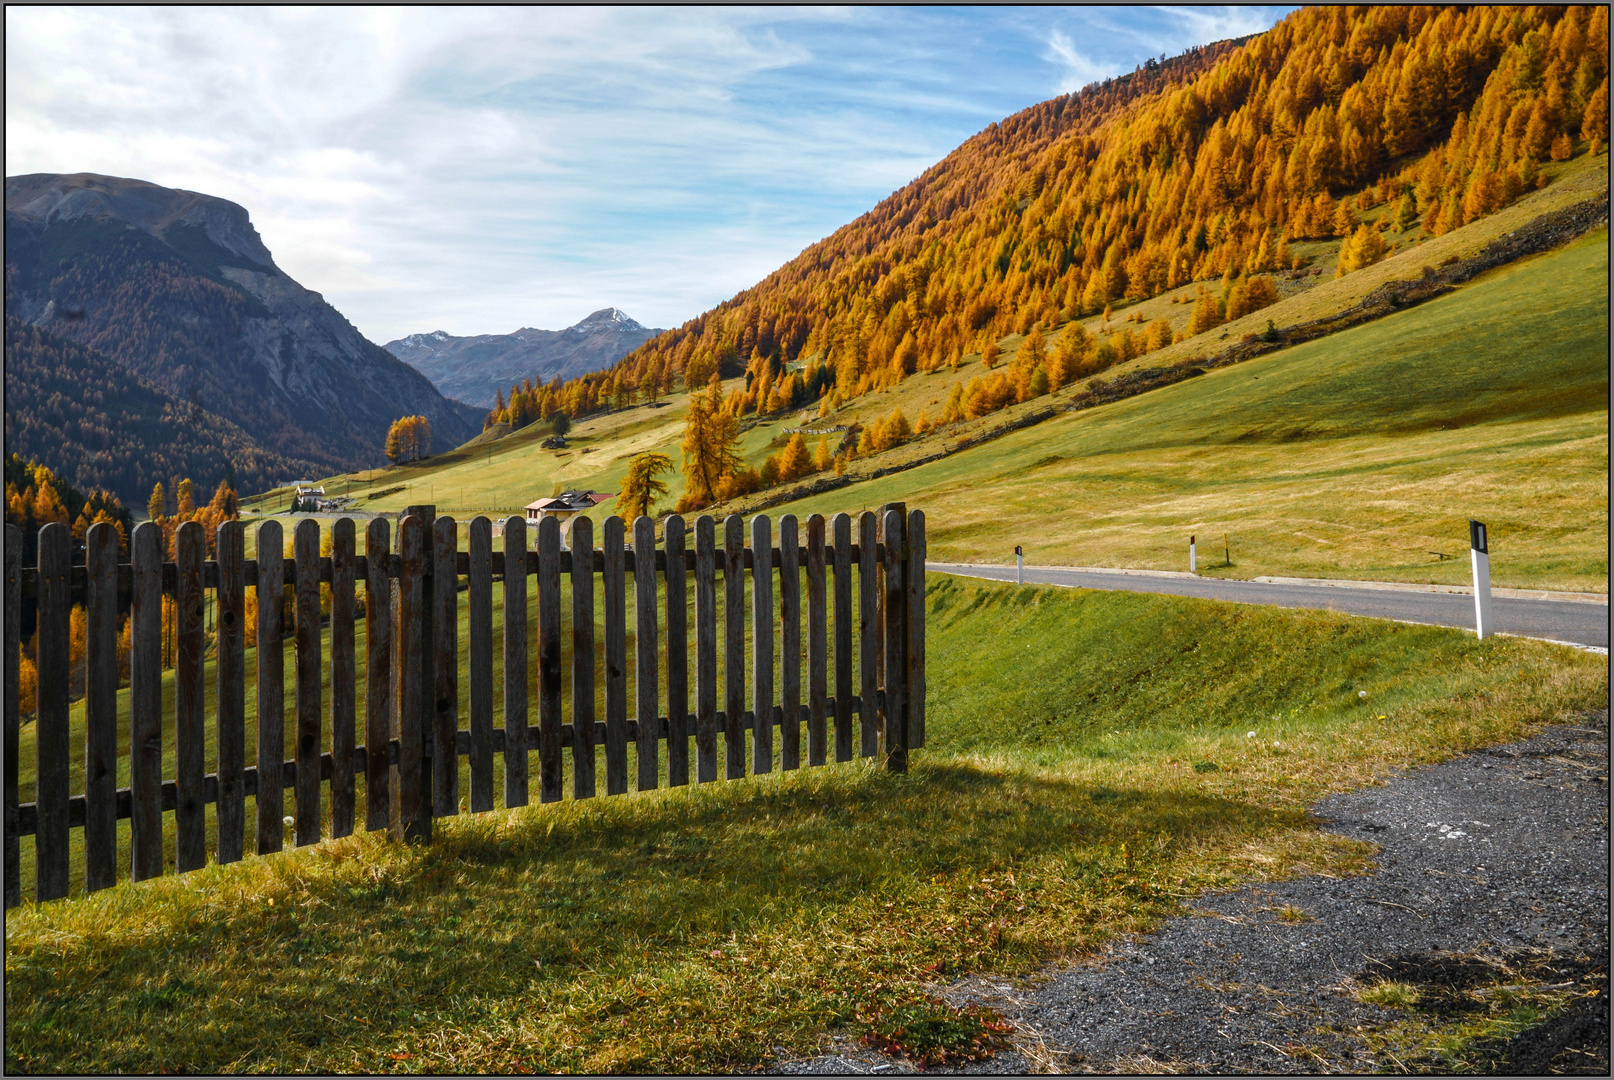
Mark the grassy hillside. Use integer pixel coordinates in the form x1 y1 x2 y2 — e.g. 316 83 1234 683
272 187 1609 592
757 225 1608 591
5 577 1605 1073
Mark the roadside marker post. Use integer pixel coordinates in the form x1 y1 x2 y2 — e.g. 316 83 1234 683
1015 545 1023 586
1189 535 1196 574
1470 520 1493 639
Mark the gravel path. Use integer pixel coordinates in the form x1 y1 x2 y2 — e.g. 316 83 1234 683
768 712 1609 1075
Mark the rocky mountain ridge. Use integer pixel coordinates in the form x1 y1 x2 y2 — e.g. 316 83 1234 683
386 306 662 407
4 173 482 485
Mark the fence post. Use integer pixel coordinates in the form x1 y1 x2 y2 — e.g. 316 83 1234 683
879 505 907 774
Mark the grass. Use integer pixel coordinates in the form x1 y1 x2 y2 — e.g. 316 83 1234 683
5 575 1606 1073
761 226 1609 592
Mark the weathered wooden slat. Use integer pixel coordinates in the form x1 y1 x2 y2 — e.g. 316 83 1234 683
132 521 166 874
393 514 426 842
291 519 321 848
663 516 689 787
502 516 529 808
34 523 70 900
634 516 660 791
906 510 926 751
175 522 208 870
777 515 801 771
805 514 827 767
216 521 246 862
82 522 120 892
695 516 717 784
330 518 357 837
723 514 746 779
537 516 564 803
858 511 879 759
432 517 459 818
831 513 855 762
601 516 628 796
750 515 774 774
467 516 494 813
569 516 596 799
364 518 393 831
4 526 20 907
881 509 906 773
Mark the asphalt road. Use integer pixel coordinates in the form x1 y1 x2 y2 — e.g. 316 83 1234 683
930 564 1609 650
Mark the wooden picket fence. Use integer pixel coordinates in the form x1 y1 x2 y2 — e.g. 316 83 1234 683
3 504 926 906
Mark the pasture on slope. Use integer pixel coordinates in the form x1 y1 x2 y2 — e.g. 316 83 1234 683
254 158 1610 593
762 227 1610 593
5 576 1606 1073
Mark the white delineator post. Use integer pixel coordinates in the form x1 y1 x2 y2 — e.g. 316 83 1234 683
1015 545 1024 586
1189 534 1197 574
1470 519 1493 639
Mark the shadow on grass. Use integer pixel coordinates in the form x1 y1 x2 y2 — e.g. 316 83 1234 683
5 758 1300 1073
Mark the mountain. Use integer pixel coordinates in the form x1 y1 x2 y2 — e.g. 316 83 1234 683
4 316 303 507
4 173 483 486
590 6 1607 407
385 307 664 407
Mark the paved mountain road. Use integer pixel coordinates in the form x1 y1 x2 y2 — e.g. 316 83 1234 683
930 564 1608 650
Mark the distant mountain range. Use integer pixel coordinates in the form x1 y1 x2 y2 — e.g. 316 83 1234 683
386 307 663 408
4 172 483 497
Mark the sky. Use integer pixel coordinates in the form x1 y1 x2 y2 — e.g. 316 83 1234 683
6 6 1291 345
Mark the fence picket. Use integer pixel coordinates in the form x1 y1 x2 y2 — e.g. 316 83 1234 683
468 517 494 813
34 523 70 900
751 515 773 774
778 515 801 771
393 515 426 841
133 521 166 874
83 522 119 892
330 518 357 838
216 521 246 862
832 513 857 760
502 516 529 808
664 516 688 787
365 518 393 832
695 516 717 784
433 517 459 818
724 515 746 780
635 516 660 791
858 512 879 759
570 516 596 799
907 511 926 751
538 516 564 803
881 509 906 773
292 519 322 847
602 516 628 796
176 521 208 870
4 526 19 908
806 514 827 767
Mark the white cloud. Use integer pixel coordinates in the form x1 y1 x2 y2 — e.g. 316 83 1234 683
6 7 1288 343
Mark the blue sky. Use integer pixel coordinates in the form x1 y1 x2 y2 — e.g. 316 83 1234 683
6 6 1291 343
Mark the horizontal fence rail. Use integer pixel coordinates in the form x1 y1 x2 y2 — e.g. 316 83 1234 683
3 505 926 906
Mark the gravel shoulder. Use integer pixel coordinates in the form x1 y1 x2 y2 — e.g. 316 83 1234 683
769 711 1609 1075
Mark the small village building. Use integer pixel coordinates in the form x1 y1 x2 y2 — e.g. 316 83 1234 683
523 490 616 543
